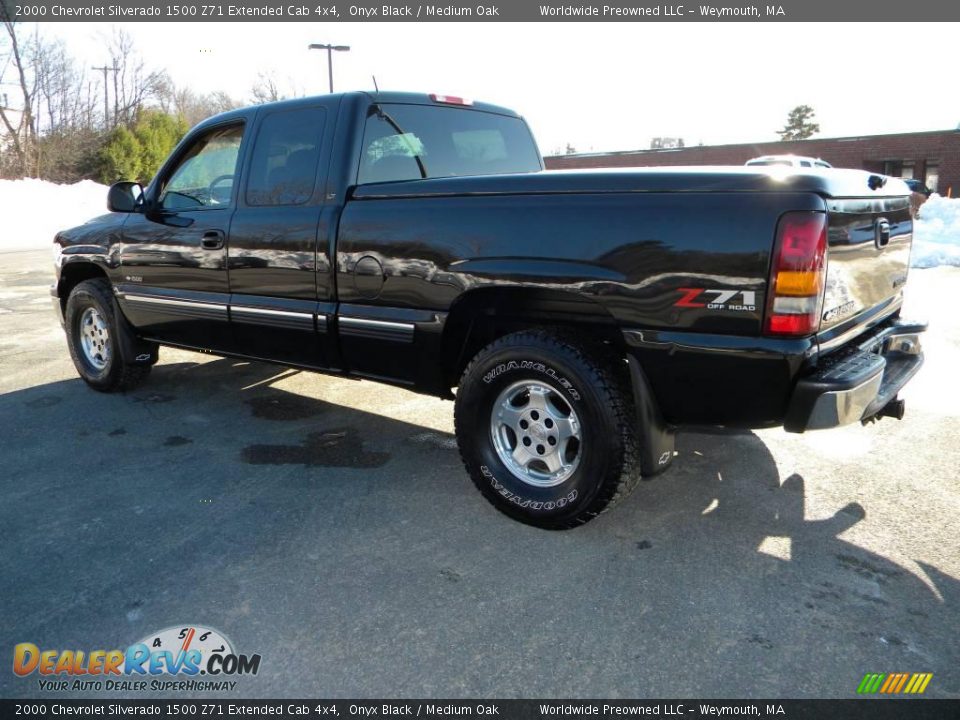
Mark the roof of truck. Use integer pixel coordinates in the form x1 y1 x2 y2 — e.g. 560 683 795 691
194 91 522 131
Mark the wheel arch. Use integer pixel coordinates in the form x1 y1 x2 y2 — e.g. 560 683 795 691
60 271 155 392
440 286 625 388
57 260 110 312
442 287 677 479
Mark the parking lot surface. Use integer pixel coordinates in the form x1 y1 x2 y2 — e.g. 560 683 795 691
1 249 958 699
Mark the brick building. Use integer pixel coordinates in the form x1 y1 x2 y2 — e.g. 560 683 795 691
544 129 960 197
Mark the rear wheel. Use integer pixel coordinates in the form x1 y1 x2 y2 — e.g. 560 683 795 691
454 330 640 529
65 278 154 392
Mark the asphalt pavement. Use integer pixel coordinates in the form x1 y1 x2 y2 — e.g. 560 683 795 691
1 249 957 699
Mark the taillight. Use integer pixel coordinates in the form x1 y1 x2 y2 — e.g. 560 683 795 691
764 212 828 336
429 93 473 106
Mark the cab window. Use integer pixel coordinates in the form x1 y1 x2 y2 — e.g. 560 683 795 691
159 124 244 210
357 103 541 184
246 108 326 206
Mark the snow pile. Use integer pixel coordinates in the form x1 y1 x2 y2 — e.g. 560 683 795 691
913 195 960 269
0 178 109 252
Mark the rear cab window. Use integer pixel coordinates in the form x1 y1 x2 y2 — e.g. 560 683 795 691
357 103 541 184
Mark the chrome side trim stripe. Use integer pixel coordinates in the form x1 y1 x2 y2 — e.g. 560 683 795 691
120 294 226 311
231 306 312 319
231 305 317 332
120 292 332 333
339 317 415 331
338 316 415 343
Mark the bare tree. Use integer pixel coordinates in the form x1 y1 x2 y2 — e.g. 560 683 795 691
0 13 39 176
208 90 240 115
157 82 241 128
249 71 303 105
250 71 283 104
103 28 168 128
1 22 222 181
34 36 98 135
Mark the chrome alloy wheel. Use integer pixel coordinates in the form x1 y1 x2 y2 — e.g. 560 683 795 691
490 380 582 487
79 306 111 370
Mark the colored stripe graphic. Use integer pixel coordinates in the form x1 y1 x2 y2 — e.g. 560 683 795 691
857 673 885 694
907 673 933 694
894 673 910 693
857 672 932 694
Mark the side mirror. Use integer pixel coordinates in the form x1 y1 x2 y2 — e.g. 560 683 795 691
107 181 143 213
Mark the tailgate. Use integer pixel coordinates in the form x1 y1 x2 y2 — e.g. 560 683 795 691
819 196 912 339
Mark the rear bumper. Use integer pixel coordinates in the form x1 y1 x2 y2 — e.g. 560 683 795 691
784 319 926 432
622 328 815 428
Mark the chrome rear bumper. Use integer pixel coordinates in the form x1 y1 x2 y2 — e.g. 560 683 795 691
785 320 926 432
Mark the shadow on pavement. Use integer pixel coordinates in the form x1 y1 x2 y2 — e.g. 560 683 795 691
0 358 956 698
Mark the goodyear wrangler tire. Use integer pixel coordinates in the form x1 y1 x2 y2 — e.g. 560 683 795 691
65 278 153 393
454 330 641 529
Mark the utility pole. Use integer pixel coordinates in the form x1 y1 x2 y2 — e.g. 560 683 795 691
92 64 116 129
307 44 350 93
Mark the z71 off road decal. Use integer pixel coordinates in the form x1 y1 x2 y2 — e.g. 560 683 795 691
674 288 757 312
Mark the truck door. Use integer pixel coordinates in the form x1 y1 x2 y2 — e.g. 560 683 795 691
227 102 340 369
117 122 245 351
333 103 437 387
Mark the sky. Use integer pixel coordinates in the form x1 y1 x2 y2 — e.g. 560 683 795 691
27 21 960 156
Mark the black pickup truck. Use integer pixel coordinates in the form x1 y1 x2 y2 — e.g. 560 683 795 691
52 91 926 529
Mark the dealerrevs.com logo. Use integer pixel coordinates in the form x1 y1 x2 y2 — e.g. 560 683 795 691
13 625 261 692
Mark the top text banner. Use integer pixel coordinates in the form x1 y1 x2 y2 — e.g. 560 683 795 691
3 0 959 22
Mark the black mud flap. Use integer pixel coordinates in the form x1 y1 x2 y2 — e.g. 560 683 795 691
112 296 159 365
626 356 676 476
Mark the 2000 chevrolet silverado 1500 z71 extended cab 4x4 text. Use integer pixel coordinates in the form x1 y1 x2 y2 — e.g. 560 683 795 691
51 92 926 529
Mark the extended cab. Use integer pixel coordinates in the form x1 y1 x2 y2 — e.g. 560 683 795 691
52 92 926 529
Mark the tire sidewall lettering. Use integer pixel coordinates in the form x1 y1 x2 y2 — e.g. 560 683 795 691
475 355 590 513
481 359 581 401
457 333 631 527
479 464 578 512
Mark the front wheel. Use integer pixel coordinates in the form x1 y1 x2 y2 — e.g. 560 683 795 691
454 330 641 529
65 278 154 392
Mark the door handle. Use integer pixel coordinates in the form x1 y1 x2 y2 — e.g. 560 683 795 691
201 230 225 250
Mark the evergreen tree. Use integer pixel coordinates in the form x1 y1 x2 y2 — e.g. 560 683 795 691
777 105 820 141
137 110 188 180
99 110 187 183
99 126 142 182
